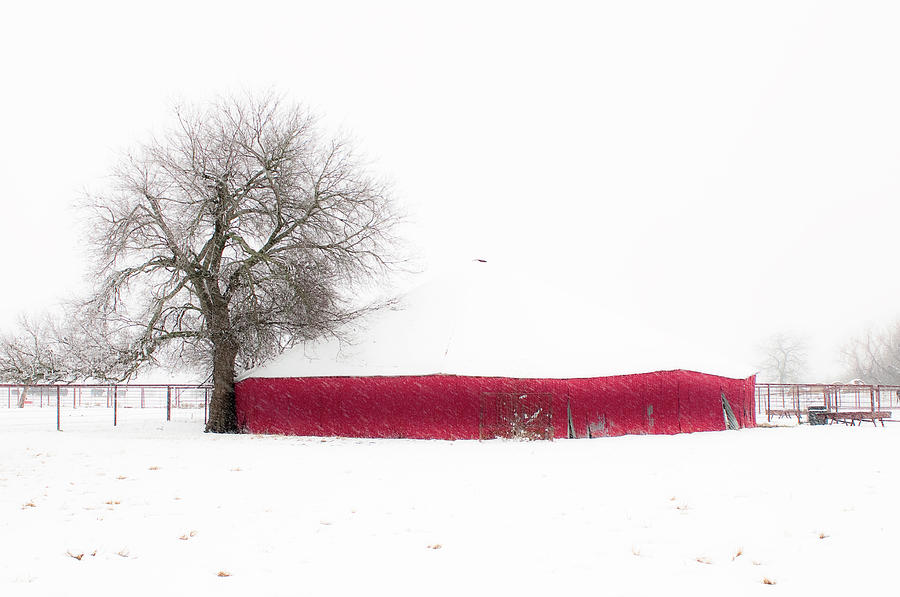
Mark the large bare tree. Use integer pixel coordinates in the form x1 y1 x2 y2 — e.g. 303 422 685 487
757 332 809 383
841 322 900 385
84 94 400 432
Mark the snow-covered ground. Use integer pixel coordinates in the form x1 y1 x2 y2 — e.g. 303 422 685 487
2 414 898 596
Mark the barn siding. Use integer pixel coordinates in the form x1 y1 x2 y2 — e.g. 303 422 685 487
235 370 756 439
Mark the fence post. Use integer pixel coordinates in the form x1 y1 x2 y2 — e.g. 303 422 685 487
57 386 60 431
166 386 171 422
141 387 145 409
113 385 118 427
204 388 208 425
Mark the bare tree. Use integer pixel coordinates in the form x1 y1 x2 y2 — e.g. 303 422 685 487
0 315 67 406
82 93 400 432
758 332 808 383
0 309 133 405
841 322 900 385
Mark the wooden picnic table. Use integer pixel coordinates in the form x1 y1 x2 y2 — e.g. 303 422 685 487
823 411 891 427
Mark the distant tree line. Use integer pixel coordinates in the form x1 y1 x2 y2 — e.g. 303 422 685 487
758 323 900 385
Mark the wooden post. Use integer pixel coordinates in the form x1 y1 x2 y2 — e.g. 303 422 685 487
113 385 118 427
56 386 60 431
166 386 171 422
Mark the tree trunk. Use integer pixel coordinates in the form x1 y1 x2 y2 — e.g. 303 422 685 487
17 385 27 408
206 340 239 433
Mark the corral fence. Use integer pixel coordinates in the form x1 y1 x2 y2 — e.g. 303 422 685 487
0 383 213 431
755 383 900 423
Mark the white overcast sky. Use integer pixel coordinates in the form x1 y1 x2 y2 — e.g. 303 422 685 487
2 0 899 379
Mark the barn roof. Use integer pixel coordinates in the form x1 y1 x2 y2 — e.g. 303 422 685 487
240 260 754 380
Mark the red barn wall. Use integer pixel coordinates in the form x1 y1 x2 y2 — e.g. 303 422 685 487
235 370 756 439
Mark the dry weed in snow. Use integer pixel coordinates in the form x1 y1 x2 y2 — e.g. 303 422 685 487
762 577 777 585
427 544 442 550
732 547 743 560
66 550 96 560
695 556 712 565
217 571 232 577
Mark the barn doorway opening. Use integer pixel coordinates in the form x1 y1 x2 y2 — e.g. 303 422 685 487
479 392 553 440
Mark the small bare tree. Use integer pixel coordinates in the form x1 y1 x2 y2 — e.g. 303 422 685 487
841 322 900 384
758 332 808 383
83 93 400 432
0 316 67 406
0 310 133 405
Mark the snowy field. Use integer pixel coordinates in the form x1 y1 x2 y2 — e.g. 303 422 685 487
2 414 899 596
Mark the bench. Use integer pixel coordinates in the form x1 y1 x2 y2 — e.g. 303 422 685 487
823 411 892 427
766 409 802 423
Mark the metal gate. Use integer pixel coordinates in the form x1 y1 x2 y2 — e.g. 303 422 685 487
479 392 553 440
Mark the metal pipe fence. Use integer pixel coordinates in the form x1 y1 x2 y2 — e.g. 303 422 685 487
0 383 212 431
755 383 900 423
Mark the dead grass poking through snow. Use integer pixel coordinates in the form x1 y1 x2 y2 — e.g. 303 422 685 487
762 577 777 585
695 556 713 565
217 571 231 577
148 466 160 471
631 545 641 556
818 532 829 539
66 550 96 561
732 547 743 560
427 544 442 550
22 501 36 509
178 531 198 540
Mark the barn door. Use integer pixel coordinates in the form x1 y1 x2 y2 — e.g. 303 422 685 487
479 392 553 440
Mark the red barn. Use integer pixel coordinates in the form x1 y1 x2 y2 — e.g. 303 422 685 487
236 262 755 439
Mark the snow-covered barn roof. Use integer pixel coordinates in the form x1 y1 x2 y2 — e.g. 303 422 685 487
241 260 754 380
